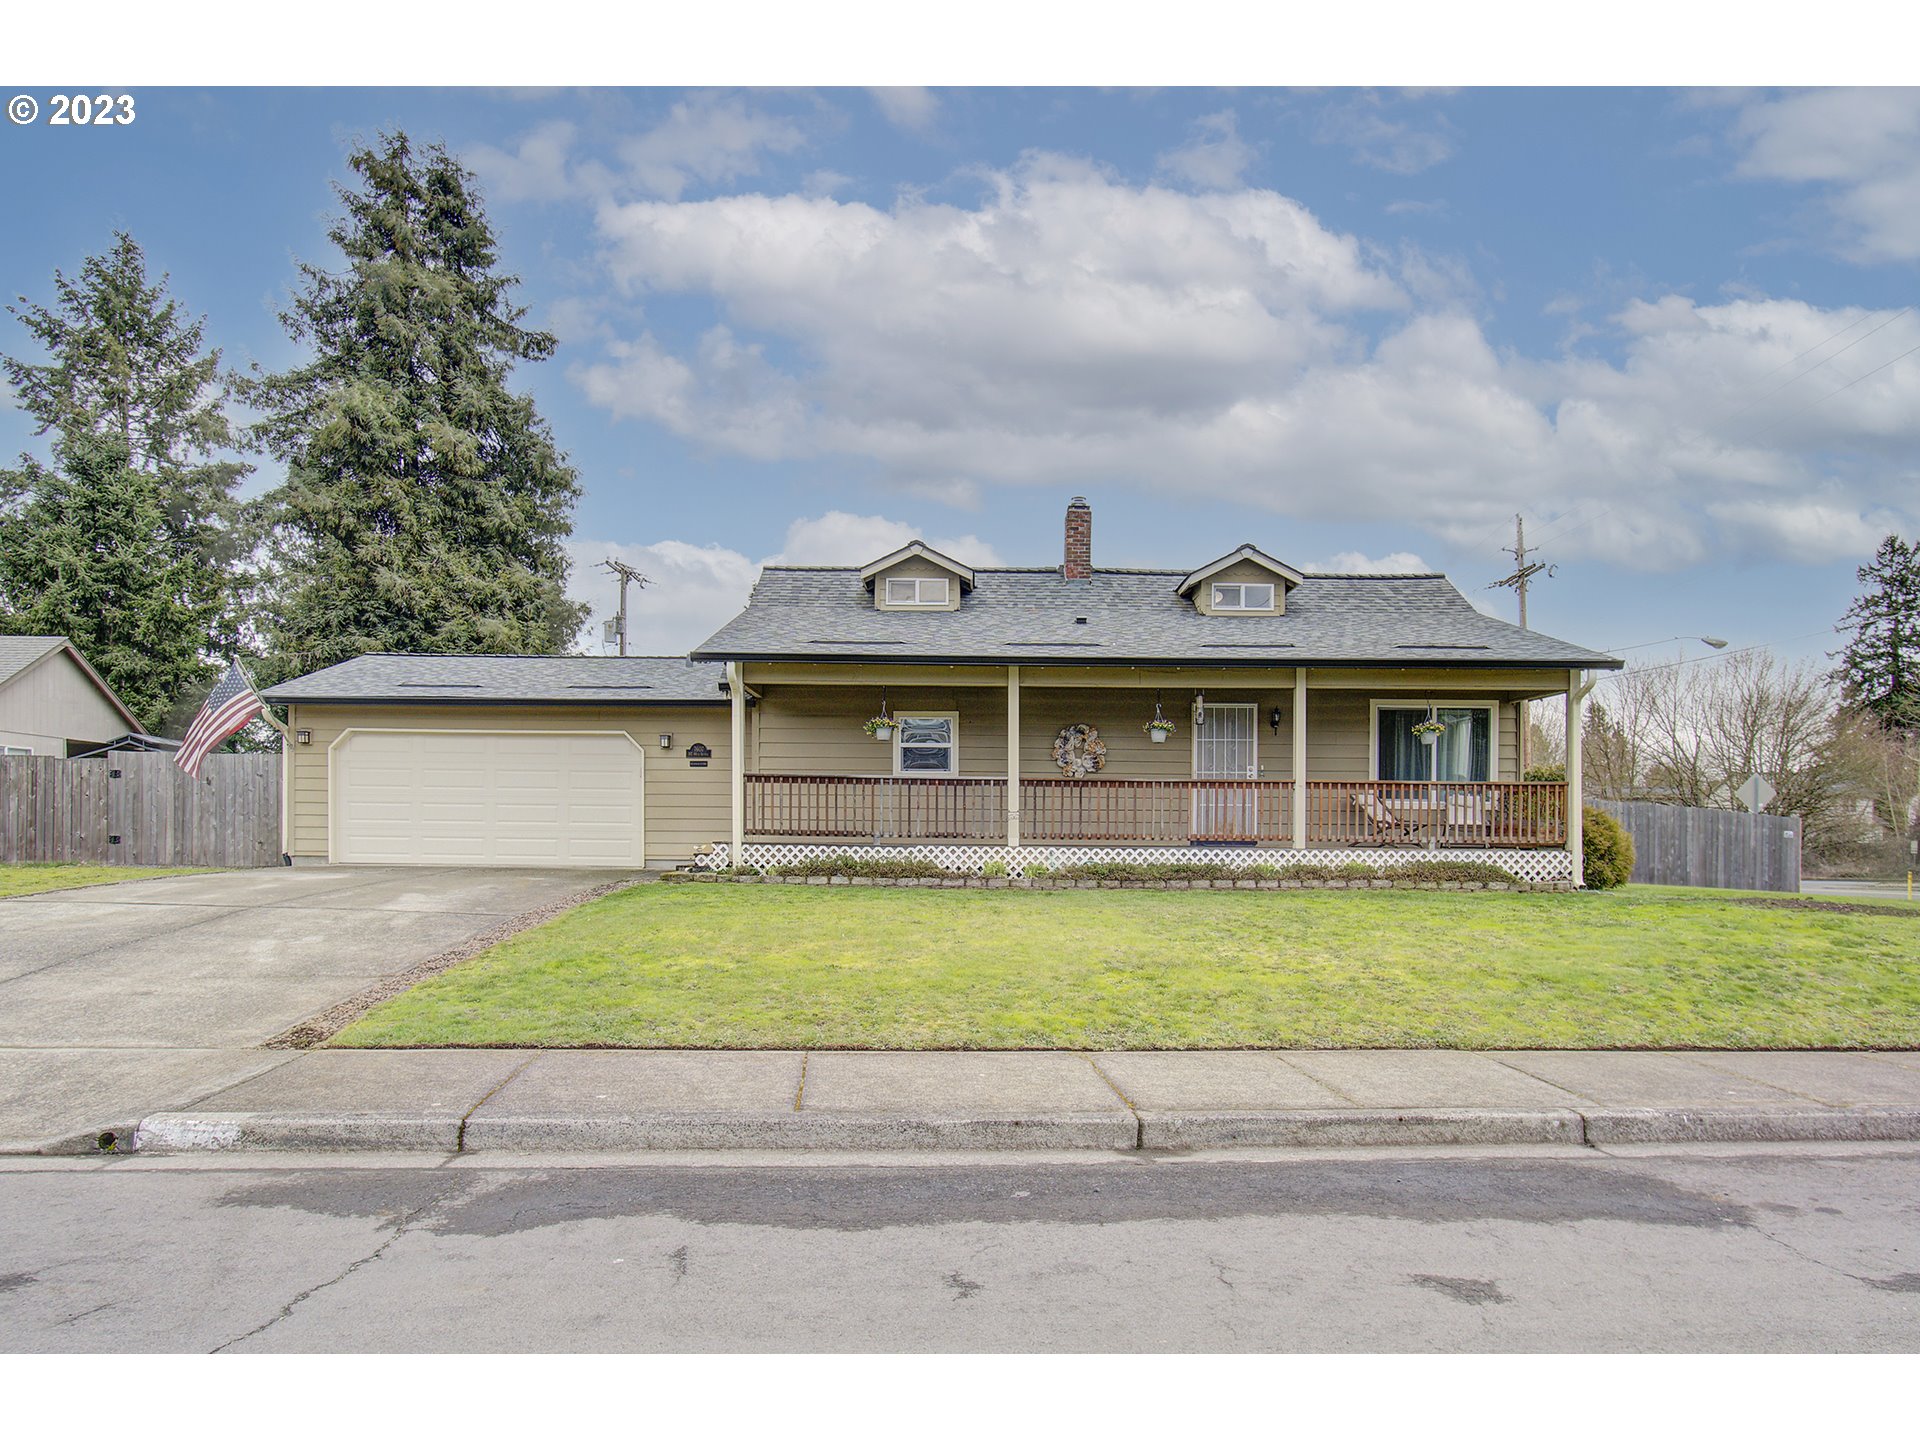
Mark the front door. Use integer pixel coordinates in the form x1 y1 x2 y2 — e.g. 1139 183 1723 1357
1191 703 1258 840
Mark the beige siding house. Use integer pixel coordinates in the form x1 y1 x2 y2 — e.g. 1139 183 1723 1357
0 636 140 756
262 497 1621 881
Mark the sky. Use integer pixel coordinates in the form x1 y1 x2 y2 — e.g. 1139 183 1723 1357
2 85 1916 668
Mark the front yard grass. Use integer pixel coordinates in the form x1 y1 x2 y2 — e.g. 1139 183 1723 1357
0 862 213 900
331 884 1920 1051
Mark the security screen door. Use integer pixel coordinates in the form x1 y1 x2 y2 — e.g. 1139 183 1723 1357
1191 703 1259 840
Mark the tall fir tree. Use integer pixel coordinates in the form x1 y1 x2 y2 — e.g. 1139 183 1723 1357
1834 534 1920 734
0 433 214 731
1 233 253 723
244 131 586 683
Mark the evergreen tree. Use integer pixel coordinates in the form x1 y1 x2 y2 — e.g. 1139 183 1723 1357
0 433 213 730
1834 534 1920 734
1 233 251 721
244 131 586 682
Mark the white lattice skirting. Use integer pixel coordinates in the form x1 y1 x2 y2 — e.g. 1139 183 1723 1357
696 843 1575 884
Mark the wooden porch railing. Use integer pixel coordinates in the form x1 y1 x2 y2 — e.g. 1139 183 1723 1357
1019 778 1294 844
745 773 1007 841
743 775 1569 849
1302 781 1567 848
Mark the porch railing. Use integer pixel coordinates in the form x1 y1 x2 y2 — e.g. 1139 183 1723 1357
743 774 1568 848
745 773 1007 841
1020 778 1294 844
1302 781 1567 848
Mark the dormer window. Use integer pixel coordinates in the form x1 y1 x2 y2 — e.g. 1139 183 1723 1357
1210 582 1275 612
884 577 951 607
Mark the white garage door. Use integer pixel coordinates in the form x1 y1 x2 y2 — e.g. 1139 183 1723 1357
333 730 644 867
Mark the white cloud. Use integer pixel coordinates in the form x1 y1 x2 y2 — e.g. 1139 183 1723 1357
868 87 939 132
572 155 1919 573
1313 92 1454 175
1156 110 1257 190
567 512 1003 654
619 96 808 200
465 120 587 204
1312 550 1431 573
1730 88 1920 262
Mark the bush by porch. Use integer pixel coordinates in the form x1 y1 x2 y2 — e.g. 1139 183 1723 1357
332 884 1920 1052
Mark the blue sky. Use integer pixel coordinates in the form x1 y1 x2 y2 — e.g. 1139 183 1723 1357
3 86 1916 665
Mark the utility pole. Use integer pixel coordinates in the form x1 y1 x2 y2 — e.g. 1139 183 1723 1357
1488 514 1556 773
597 558 650 657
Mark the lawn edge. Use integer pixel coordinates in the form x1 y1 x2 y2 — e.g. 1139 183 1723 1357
271 874 653 1049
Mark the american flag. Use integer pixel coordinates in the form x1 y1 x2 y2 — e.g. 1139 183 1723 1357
175 661 264 778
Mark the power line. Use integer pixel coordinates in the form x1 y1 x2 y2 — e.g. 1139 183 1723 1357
1596 628 1837 679
1737 335 1920 451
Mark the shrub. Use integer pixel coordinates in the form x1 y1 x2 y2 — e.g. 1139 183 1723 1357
1018 862 1048 878
766 855 950 879
1334 861 1378 879
1582 805 1635 889
1388 858 1517 884
1523 762 1566 783
1050 860 1246 881
981 859 1009 878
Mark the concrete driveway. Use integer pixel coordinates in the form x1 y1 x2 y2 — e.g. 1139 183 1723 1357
0 867 620 1151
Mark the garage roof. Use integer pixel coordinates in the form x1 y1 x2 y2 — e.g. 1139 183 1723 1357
260 654 730 706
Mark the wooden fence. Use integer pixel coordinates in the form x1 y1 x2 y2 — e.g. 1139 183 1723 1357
0 752 282 868
1593 799 1800 893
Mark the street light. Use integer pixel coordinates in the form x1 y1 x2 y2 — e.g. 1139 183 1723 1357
1607 635 1730 652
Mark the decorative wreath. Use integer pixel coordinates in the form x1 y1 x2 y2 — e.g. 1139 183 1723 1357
1052 723 1108 778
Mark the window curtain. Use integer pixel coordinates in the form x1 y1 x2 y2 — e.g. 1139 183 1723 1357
1377 707 1490 782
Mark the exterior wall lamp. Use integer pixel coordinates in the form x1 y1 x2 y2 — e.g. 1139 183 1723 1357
658 733 673 749
1269 706 1283 734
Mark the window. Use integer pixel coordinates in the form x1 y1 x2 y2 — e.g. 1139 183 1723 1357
1375 704 1493 783
884 576 951 606
1 745 31 756
1210 581 1275 611
894 713 958 775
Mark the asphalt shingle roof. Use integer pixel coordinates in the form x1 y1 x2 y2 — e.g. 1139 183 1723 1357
0 635 67 687
690 567 1622 669
260 654 730 705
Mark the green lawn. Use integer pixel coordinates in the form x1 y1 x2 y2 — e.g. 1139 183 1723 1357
332 883 1920 1051
0 863 213 900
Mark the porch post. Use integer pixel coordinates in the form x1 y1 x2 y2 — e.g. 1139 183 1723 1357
1291 668 1308 848
728 662 747 865
1006 663 1020 848
1564 668 1584 882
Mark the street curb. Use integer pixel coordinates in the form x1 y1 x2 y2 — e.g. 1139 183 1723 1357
125 1104 1920 1156
135 1112 463 1154
460 1112 1139 1153
1137 1108 1586 1149
1581 1107 1920 1145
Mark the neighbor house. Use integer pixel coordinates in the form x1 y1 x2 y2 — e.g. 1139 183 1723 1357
264 498 1623 882
0 636 141 757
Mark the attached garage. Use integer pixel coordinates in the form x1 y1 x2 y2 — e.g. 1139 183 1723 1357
262 655 734 870
332 729 646 866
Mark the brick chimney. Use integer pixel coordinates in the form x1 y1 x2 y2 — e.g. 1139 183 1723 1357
1063 496 1093 580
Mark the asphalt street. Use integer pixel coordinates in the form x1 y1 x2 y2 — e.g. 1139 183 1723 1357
3 1143 1917 1351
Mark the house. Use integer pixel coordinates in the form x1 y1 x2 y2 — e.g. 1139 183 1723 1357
0 636 141 757
263 497 1623 882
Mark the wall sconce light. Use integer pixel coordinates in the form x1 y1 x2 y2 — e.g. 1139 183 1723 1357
295 729 312 745
658 733 673 750
1268 707 1283 734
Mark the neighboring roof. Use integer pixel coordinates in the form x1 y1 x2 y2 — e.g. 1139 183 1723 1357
690 568 1623 669
0 635 141 728
1177 545 1306 596
260 654 731 705
857 541 976 592
68 732 182 758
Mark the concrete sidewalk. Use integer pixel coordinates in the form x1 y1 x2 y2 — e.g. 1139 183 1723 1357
111 1047 1920 1157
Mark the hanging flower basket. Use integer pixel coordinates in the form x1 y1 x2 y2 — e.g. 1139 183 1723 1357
1145 718 1177 744
1412 718 1447 744
863 716 896 741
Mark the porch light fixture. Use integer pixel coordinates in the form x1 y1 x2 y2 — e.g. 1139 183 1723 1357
294 729 312 745
1269 706 1282 734
658 733 673 749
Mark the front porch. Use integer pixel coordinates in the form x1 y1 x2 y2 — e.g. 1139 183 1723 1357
744 774 1569 848
721 661 1591 863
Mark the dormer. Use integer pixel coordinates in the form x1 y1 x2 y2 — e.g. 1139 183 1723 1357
860 541 974 612
1177 545 1304 616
